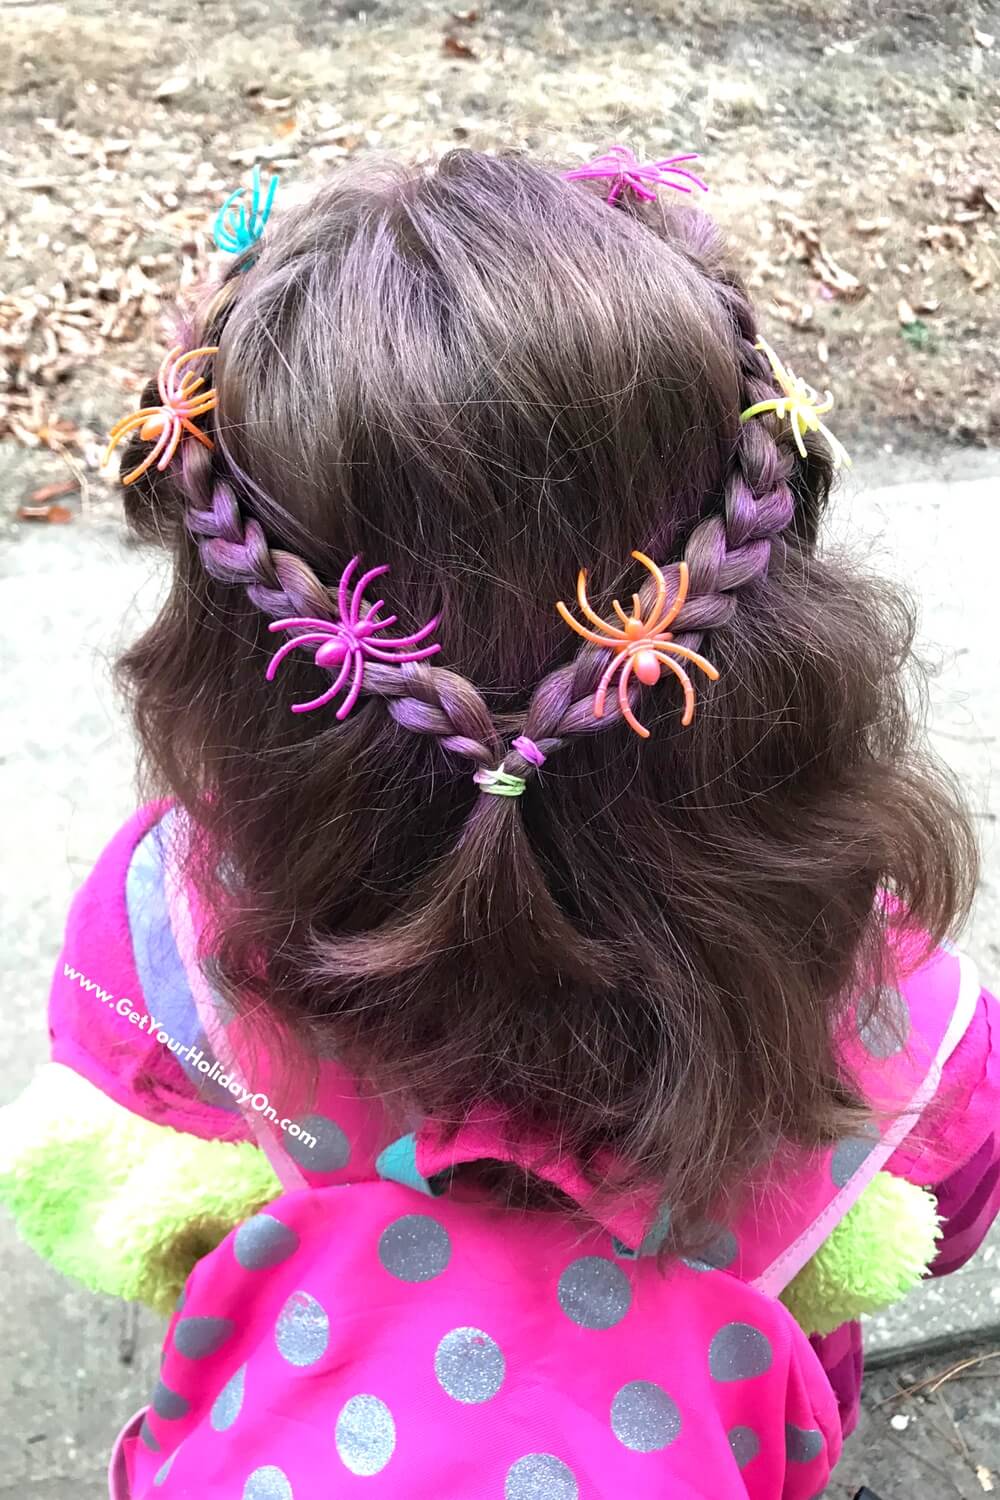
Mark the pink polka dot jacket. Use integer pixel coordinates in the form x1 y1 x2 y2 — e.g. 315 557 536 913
41 805 1000 1499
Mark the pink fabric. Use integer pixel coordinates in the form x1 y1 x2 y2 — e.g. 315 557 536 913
47 802 248 1144
45 808 1000 1497
124 1186 843 1499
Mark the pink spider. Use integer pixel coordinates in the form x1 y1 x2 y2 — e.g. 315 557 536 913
266 556 442 717
557 551 719 738
104 345 219 486
563 146 708 205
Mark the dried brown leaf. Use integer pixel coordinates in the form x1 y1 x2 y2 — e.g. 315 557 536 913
443 33 477 58
17 502 74 523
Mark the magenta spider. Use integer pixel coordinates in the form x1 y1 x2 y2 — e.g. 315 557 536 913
563 146 708 205
265 556 441 717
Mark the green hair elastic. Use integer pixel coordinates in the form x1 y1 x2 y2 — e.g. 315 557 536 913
473 767 527 798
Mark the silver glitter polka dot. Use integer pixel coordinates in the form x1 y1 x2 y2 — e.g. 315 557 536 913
174 1316 234 1359
242 1464 294 1500
335 1394 396 1477
709 1323 773 1382
283 1113 351 1172
151 1379 190 1421
210 1364 246 1431
610 1380 681 1452
140 1417 160 1452
153 1451 177 1486
275 1290 330 1367
234 1213 300 1270
434 1327 505 1404
378 1214 451 1282
857 985 910 1058
557 1256 632 1330
786 1423 824 1463
683 1226 739 1272
505 1454 579 1500
728 1425 760 1469
830 1126 879 1189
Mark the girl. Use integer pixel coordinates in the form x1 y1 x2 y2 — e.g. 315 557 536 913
9 148 1000 1498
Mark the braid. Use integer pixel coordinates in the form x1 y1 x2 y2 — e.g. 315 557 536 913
517 308 797 763
179 446 503 772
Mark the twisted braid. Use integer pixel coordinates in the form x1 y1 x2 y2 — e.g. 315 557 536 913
514 311 798 766
181 455 503 771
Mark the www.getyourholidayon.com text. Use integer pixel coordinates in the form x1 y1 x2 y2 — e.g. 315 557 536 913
62 963 317 1151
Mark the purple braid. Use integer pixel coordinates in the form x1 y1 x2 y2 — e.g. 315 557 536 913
182 456 503 771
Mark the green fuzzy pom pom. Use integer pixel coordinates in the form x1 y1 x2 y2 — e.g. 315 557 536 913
0 1063 280 1314
782 1170 942 1336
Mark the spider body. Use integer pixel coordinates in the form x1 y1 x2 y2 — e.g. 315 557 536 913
741 336 851 469
557 551 719 739
266 557 441 718
104 345 219 486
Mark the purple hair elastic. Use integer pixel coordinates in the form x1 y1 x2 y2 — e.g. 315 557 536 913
266 556 441 717
563 146 708 206
512 735 546 768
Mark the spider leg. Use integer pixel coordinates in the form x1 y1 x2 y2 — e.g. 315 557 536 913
135 417 175 478
631 550 668 629
593 648 627 720
647 560 689 634
350 564 391 626
657 642 720 682
556 602 624 648
334 652 366 719
337 557 361 622
616 656 648 738
612 599 632 628
651 651 696 726
790 409 809 458
740 398 780 423
363 642 441 664
177 418 214 452
291 650 355 715
574 571 628 639
372 614 440 648
818 420 851 469
157 347 181 405
269 615 340 634
155 419 184 472
265 632 332 680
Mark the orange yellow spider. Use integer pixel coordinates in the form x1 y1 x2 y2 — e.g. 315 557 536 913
104 345 219 486
740 336 851 469
556 551 719 739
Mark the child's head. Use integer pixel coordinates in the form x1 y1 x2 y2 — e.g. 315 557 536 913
117 150 975 1228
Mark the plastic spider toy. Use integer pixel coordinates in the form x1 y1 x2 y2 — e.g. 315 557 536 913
563 146 708 205
741 336 852 469
103 345 219 486
213 164 279 255
557 551 719 739
266 556 442 718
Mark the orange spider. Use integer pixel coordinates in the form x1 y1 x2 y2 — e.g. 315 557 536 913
556 551 719 738
104 345 219 486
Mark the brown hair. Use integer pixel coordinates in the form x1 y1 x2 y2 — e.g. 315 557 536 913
116 151 976 1235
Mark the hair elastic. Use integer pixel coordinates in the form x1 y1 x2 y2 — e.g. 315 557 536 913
473 766 527 799
213 164 279 255
104 345 219 486
557 553 719 739
563 146 708 206
741 336 851 470
512 736 546 768
266 555 441 718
